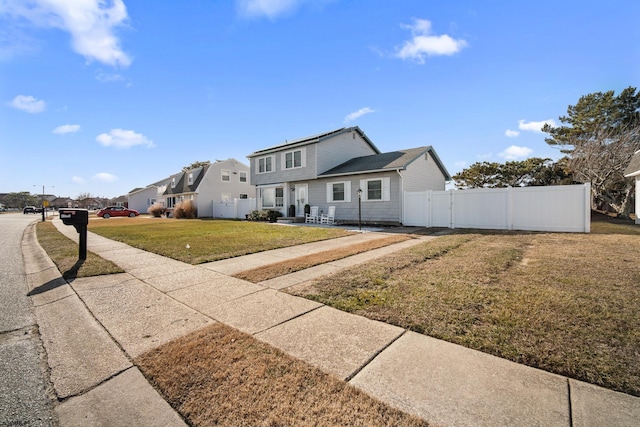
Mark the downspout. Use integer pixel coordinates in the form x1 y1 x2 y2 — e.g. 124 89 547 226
397 169 403 225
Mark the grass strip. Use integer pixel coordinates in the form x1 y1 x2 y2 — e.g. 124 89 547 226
233 234 412 283
288 227 640 397
136 323 429 426
36 221 124 279
88 218 351 264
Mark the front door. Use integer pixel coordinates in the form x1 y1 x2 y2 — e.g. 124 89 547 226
295 184 308 217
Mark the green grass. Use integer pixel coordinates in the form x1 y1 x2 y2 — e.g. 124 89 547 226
36 220 124 279
288 220 640 397
87 217 351 264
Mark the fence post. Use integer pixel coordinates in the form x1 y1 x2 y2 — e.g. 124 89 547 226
584 183 591 233
507 186 514 230
449 190 455 229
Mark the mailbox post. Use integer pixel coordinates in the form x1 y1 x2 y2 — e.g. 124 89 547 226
59 209 89 260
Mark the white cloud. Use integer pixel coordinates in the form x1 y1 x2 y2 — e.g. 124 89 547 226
2 0 132 67
395 18 467 63
96 128 154 149
93 172 118 183
499 145 533 160
95 71 124 83
518 119 557 133
72 176 85 184
8 94 46 113
344 107 375 123
505 129 520 138
236 0 300 19
53 124 80 134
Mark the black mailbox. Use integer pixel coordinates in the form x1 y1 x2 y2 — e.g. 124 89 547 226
59 209 89 260
59 209 89 226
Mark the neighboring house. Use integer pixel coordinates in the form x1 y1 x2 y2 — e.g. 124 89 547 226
624 149 640 224
247 127 451 225
128 178 171 215
129 159 253 218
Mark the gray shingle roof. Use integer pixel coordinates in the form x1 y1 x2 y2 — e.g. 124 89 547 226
625 150 640 177
247 126 379 157
319 146 451 180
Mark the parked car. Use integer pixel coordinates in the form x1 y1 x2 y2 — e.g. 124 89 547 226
96 206 140 219
23 206 42 214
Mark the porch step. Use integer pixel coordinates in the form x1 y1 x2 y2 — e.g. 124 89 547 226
277 217 305 224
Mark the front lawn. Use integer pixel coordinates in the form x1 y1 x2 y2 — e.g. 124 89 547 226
87 218 351 264
288 221 640 396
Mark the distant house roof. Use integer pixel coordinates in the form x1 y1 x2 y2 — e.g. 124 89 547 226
319 146 451 180
247 127 380 157
625 150 640 177
164 164 210 195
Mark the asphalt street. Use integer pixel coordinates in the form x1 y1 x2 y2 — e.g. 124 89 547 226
0 213 56 426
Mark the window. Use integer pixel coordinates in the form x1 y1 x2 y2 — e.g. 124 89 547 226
222 170 230 181
360 177 390 202
221 193 230 201
326 181 351 202
239 194 248 199
367 180 382 200
258 156 274 173
188 173 194 185
239 171 247 182
261 187 284 208
333 183 345 201
284 149 303 169
171 177 176 188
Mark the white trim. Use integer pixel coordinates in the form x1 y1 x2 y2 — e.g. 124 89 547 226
256 155 275 174
326 181 351 203
360 177 390 201
282 147 306 170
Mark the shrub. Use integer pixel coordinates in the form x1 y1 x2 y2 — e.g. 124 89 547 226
174 200 197 219
148 204 165 217
247 209 282 222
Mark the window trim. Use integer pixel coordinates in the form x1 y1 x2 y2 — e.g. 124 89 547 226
359 177 390 202
239 171 247 182
257 155 275 174
326 181 351 203
221 169 230 182
282 148 305 170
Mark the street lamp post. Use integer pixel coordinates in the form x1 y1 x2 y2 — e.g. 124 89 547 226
357 188 362 231
35 185 54 222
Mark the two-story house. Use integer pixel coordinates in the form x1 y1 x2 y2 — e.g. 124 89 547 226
247 127 451 225
624 149 640 224
128 158 254 218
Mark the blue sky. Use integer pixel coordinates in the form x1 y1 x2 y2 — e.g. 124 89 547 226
1 0 638 198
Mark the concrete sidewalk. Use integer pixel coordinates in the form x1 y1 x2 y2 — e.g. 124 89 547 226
24 218 640 426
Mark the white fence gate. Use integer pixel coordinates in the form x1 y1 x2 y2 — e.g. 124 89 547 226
403 184 591 233
212 198 256 219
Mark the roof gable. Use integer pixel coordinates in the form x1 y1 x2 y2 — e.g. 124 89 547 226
248 126 380 157
319 146 451 180
625 150 640 177
164 164 211 195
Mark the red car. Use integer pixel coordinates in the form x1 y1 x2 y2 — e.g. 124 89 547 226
96 206 140 219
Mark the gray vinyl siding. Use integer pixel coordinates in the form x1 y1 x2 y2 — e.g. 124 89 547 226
196 159 254 217
402 151 447 192
250 145 318 185
307 172 401 224
316 131 378 175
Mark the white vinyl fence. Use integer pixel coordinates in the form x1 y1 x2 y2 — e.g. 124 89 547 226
212 198 256 219
403 184 591 233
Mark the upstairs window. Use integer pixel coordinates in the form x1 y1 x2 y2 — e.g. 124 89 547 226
239 171 247 182
258 156 274 173
284 150 302 169
188 173 194 185
222 170 230 181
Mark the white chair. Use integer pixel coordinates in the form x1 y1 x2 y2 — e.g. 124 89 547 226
305 206 319 223
320 206 336 225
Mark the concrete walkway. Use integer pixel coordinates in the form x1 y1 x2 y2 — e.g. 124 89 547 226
24 218 640 426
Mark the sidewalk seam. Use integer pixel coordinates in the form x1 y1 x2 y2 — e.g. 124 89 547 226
345 329 407 382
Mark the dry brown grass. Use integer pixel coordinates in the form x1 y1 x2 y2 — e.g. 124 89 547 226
234 235 412 283
289 226 640 396
136 323 429 427
36 220 123 279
